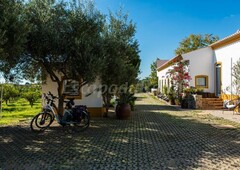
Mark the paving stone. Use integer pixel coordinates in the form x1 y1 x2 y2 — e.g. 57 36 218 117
0 94 240 169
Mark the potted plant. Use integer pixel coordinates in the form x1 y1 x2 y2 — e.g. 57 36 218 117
181 97 188 108
175 98 181 105
115 92 137 119
168 86 176 105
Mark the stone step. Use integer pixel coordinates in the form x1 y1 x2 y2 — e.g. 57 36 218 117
202 103 224 109
207 101 223 106
203 98 223 101
203 102 223 106
208 100 223 104
201 106 221 110
202 103 223 106
201 106 224 110
213 106 224 109
202 97 223 110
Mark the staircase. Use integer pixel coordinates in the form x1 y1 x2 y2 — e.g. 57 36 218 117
202 98 224 110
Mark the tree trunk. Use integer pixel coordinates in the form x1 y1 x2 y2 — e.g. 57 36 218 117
102 95 108 117
102 93 111 117
57 82 64 117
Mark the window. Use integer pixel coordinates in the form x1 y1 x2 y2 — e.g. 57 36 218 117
195 75 208 88
62 79 82 99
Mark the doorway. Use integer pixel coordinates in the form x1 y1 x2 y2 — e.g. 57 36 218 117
215 63 222 97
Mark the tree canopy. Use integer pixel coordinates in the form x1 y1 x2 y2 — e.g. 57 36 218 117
149 59 158 88
0 0 141 115
0 0 28 79
99 10 140 116
175 34 219 55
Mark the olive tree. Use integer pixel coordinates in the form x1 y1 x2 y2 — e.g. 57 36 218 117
0 0 28 78
2 84 20 105
0 0 140 116
100 11 140 117
21 0 104 115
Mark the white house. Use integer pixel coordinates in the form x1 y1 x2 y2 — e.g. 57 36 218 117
181 47 215 93
211 31 240 99
157 30 240 101
42 75 105 117
156 59 169 92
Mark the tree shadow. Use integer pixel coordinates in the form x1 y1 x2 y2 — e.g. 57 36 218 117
136 104 180 112
0 105 240 169
135 96 147 102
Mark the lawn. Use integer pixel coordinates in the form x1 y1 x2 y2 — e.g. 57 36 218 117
0 98 42 125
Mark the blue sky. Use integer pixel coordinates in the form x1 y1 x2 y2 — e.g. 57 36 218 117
95 0 240 79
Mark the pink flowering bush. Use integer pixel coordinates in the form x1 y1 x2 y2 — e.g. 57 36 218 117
167 60 191 99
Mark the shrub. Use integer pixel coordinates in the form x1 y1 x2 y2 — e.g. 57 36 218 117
163 85 168 95
184 87 204 94
168 86 176 105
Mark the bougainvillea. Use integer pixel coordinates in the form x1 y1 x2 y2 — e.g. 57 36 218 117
167 60 191 98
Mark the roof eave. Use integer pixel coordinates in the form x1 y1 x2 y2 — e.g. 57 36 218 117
210 32 240 50
157 55 183 72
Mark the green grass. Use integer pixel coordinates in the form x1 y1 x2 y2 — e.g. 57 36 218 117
0 98 42 125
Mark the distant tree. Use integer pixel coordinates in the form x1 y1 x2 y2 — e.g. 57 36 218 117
23 91 41 107
23 92 39 107
175 34 219 55
20 84 41 107
135 79 144 93
149 59 158 88
139 77 151 92
2 84 20 105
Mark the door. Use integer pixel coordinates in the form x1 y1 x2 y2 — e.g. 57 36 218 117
215 63 222 96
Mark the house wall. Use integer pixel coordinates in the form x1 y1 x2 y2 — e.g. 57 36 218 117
42 75 104 117
157 33 240 99
182 47 215 93
214 40 240 95
157 66 173 93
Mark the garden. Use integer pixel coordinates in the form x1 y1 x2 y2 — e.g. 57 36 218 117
0 0 141 123
0 84 41 125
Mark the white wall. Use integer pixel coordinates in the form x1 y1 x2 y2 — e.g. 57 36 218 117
42 76 103 108
157 65 173 92
157 39 240 96
182 47 215 93
214 40 240 94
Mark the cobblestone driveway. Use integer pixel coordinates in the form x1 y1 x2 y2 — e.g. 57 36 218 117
1 93 240 169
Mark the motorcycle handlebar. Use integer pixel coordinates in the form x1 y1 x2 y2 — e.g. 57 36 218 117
43 92 58 102
48 91 58 99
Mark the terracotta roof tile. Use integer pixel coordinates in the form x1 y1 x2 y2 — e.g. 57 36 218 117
157 59 168 68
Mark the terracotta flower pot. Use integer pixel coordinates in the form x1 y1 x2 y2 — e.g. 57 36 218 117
116 104 131 120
